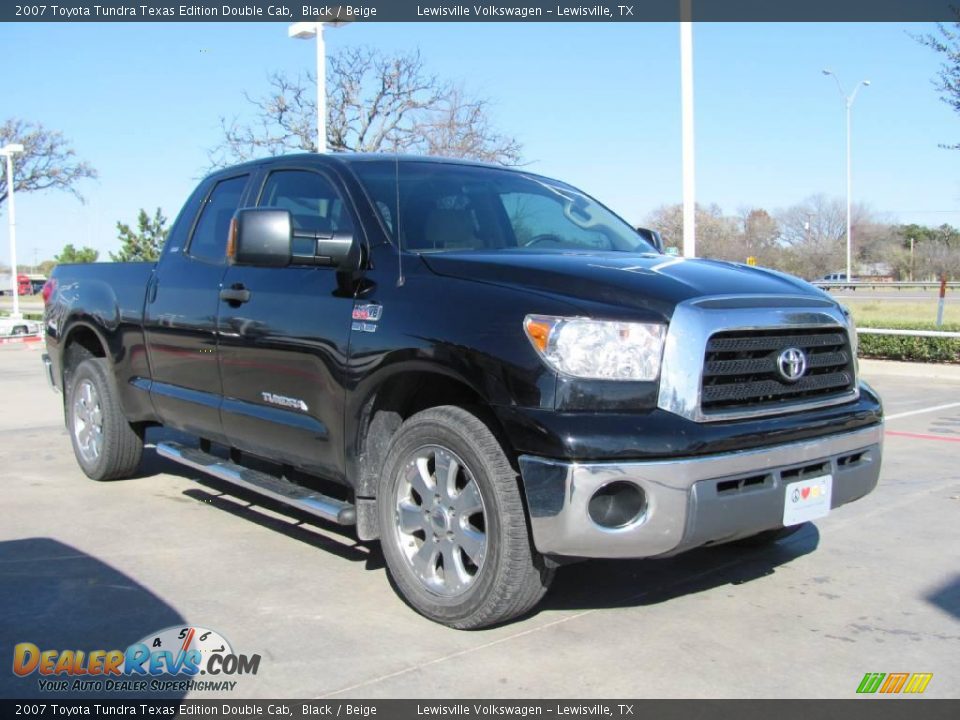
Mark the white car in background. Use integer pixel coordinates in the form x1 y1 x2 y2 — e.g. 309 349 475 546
0 317 40 336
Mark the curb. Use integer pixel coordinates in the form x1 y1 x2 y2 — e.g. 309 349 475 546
859 358 960 381
0 335 42 348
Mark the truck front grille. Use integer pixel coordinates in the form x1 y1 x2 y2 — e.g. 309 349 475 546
700 327 855 414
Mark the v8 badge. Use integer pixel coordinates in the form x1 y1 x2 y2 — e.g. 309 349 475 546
352 304 383 322
352 303 382 332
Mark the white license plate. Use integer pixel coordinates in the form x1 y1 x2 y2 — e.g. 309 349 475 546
782 474 833 526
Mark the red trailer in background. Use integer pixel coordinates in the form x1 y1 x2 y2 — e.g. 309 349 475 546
17 274 47 295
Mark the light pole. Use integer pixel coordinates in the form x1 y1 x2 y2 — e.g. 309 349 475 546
289 18 350 154
679 0 696 258
822 70 870 282
1 143 25 320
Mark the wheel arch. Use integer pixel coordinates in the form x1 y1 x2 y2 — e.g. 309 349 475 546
349 362 518 541
60 321 110 395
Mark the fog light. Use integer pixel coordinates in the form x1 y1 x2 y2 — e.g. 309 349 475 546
588 482 646 528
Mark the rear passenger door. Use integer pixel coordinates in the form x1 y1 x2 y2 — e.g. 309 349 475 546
143 173 251 441
216 166 359 482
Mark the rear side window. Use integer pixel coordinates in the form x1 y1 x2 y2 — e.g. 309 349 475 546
258 170 353 235
188 175 249 263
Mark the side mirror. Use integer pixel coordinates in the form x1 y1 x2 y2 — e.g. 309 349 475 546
635 227 665 254
230 208 360 270
230 208 292 267
312 230 359 270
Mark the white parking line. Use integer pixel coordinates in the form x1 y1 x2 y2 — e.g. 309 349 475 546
885 402 960 421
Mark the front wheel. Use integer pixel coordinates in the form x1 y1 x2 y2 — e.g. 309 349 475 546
66 358 143 481
378 406 554 629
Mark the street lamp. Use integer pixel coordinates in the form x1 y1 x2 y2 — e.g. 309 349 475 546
680 18 695 258
289 17 351 154
822 70 870 283
1 143 25 320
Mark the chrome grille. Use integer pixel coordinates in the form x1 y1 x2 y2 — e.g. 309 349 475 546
701 327 855 413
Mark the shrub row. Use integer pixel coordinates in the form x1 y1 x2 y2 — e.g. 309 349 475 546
857 321 960 363
7 315 957 362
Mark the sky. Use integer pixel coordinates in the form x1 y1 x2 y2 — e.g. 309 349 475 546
1 20 958 265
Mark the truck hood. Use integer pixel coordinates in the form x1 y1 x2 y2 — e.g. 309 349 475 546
420 250 825 319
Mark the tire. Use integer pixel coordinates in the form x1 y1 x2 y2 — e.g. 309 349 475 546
12 325 27 336
377 406 554 629
66 358 143 481
730 523 805 548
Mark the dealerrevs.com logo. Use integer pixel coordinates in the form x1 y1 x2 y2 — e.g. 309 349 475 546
857 672 933 695
12 626 261 693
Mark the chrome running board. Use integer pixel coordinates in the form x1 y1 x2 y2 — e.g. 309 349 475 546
156 441 356 525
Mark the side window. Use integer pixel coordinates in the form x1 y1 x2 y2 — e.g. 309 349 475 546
258 170 354 236
163 180 209 256
403 189 505 251
188 175 249 263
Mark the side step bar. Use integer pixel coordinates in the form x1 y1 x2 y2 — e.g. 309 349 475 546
156 441 356 525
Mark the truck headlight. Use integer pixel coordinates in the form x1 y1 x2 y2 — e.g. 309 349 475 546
523 315 666 381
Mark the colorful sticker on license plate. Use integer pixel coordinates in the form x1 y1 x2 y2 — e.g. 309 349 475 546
782 475 833 526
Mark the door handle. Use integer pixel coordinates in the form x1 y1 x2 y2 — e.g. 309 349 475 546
219 285 251 304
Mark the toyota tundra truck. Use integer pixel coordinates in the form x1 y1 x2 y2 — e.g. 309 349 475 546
42 154 883 628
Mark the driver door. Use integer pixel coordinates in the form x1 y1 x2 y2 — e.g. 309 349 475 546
216 166 358 482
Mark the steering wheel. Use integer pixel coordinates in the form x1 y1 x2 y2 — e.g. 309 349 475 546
524 234 565 247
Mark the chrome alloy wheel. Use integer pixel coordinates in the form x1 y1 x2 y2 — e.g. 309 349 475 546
394 445 488 597
73 379 104 464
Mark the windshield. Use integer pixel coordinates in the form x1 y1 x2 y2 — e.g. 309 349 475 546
349 160 655 254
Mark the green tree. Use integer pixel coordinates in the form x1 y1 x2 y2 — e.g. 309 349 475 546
37 259 57 276
111 208 168 262
915 15 960 149
55 244 99 264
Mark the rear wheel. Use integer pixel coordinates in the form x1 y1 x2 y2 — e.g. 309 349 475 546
378 406 554 629
66 358 143 481
11 325 27 336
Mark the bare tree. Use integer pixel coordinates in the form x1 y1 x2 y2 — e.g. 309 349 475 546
917 241 960 279
646 203 684 250
692 204 742 261
775 195 893 279
740 208 780 263
419 87 522 164
647 196 889 279
774 195 876 279
0 119 97 208
209 47 522 168
646 203 743 261
914 14 960 149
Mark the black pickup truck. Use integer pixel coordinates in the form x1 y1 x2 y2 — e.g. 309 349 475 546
42 154 883 628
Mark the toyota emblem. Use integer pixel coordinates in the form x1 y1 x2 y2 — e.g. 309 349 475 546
777 347 807 382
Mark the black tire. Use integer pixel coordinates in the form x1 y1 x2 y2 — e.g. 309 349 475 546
377 406 554 629
12 325 27 336
730 524 805 548
66 358 143 481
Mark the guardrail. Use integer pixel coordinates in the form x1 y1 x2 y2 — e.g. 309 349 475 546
858 328 960 339
813 281 958 290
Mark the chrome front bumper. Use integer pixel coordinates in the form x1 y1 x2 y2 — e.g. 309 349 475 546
518 424 883 559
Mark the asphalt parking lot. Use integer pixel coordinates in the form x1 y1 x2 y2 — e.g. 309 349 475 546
0 343 958 699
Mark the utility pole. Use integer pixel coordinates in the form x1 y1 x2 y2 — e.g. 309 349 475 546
909 237 914 282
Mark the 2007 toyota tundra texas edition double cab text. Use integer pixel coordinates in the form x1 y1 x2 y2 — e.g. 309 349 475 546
42 154 883 628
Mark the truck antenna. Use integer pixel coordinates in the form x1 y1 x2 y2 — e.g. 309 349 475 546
395 157 405 287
